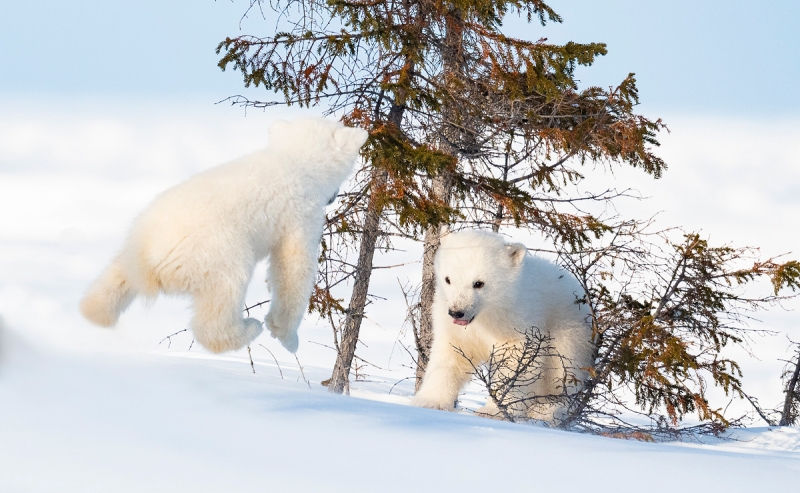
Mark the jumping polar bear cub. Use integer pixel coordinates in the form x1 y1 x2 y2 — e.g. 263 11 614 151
412 230 593 424
80 118 368 354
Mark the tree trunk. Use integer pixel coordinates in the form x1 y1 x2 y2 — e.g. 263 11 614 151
327 99 405 394
415 175 450 391
327 169 386 394
779 346 800 426
414 9 463 391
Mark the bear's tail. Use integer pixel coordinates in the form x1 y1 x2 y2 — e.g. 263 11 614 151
79 258 137 327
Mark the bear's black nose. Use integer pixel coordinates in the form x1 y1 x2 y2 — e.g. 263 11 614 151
448 309 465 319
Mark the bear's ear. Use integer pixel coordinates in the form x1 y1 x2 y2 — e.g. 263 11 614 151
334 126 369 152
506 242 527 267
269 120 291 144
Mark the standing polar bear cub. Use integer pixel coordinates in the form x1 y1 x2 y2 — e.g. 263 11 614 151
412 230 593 424
80 118 368 354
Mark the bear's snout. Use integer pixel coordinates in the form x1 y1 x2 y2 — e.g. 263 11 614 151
447 308 473 326
448 309 465 319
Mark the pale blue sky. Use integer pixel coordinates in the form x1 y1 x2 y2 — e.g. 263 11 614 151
1 0 798 116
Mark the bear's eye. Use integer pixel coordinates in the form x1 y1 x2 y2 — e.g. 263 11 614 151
445 276 451 285
473 281 484 289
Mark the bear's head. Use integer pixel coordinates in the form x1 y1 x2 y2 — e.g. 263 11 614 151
434 230 527 327
269 118 367 169
268 118 368 206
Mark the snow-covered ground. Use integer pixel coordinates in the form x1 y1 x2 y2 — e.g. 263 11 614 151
3 328 800 492
1 98 799 491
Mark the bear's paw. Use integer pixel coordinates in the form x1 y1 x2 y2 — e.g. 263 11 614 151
410 394 455 411
243 318 265 343
265 316 299 353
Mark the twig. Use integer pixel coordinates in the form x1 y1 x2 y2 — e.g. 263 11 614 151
295 354 311 388
741 390 776 426
244 299 271 317
308 340 337 352
258 344 284 379
159 328 188 348
353 353 386 371
397 341 418 366
389 376 415 395
247 346 256 374
371 261 420 270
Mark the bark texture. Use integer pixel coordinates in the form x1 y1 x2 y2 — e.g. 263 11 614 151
779 348 800 426
327 101 404 394
327 170 386 394
415 176 451 390
413 9 463 391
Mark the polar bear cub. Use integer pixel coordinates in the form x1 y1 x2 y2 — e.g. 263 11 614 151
412 230 593 424
80 118 368 354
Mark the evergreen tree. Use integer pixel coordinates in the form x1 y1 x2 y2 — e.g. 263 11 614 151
218 0 665 393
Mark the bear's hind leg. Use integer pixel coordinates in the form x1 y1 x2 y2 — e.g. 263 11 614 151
526 332 593 426
474 399 504 419
525 353 584 426
190 278 263 354
484 340 543 420
80 258 137 327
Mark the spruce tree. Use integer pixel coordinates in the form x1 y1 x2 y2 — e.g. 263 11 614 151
218 0 665 393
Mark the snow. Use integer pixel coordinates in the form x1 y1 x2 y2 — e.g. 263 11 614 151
1 99 799 491
3 328 800 491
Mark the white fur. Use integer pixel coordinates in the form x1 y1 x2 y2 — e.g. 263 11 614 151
412 230 593 424
80 118 368 354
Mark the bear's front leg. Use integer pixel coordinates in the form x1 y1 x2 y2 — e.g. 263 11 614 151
190 273 263 354
265 230 318 353
412 335 477 411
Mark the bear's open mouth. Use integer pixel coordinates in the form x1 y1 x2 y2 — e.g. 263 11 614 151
452 317 473 327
